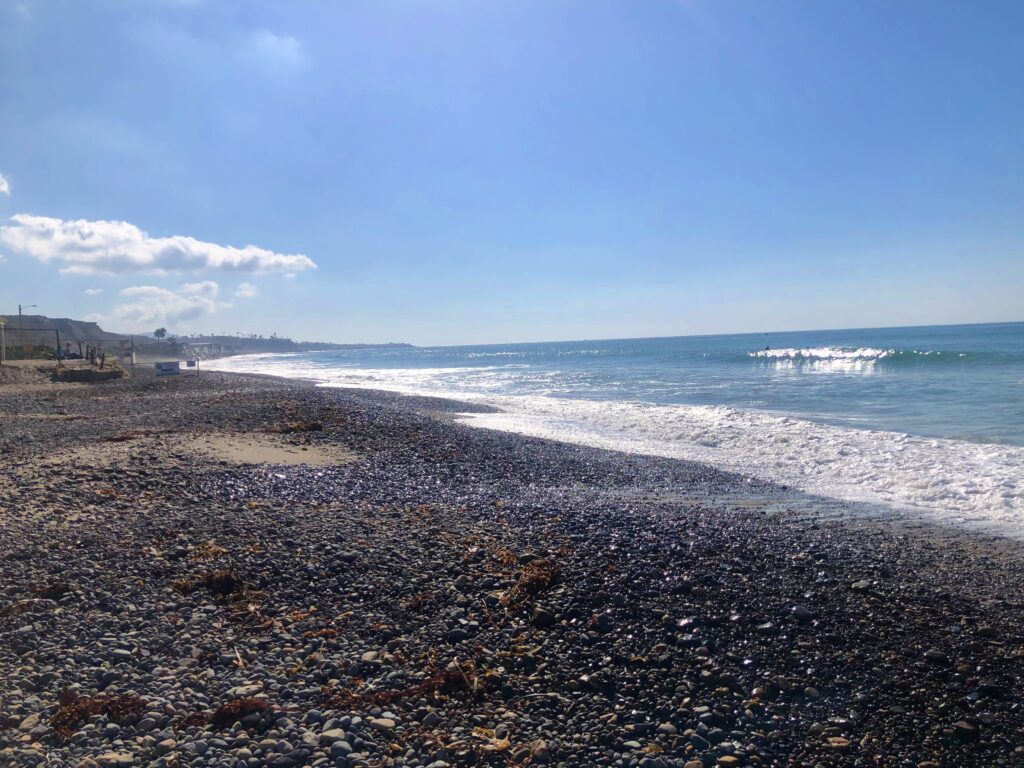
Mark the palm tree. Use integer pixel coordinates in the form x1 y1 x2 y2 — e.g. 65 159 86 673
154 327 167 339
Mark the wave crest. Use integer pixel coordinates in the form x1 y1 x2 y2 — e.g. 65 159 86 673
750 346 891 360
749 347 972 370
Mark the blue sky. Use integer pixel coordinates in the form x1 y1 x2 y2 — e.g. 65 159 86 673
0 0 1021 344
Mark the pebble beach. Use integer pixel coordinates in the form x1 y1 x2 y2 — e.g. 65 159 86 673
2 369 1023 768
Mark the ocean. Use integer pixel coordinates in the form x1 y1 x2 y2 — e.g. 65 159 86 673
206 322 1024 534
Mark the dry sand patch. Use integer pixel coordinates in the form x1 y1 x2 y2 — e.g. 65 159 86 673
0 360 106 391
23 432 357 476
183 433 357 467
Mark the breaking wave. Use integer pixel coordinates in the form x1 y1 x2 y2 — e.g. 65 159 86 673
748 346 980 371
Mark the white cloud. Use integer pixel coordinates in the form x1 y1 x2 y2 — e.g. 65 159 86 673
179 280 219 297
0 174 9 195
234 281 258 299
244 30 308 74
111 281 225 330
84 287 104 295
0 214 316 276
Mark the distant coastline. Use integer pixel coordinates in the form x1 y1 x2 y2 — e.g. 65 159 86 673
0 312 412 361
174 338 413 359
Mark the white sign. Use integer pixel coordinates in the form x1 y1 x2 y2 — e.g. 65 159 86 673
154 361 180 376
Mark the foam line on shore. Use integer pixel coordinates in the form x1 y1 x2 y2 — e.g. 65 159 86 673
204 354 1024 536
457 397 1024 534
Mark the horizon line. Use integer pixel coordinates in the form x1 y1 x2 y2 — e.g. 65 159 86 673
416 318 1024 349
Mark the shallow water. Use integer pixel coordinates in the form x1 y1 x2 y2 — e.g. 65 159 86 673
206 322 1024 533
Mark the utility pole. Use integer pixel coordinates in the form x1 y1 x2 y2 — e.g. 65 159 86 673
18 304 38 360
19 303 37 333
0 319 6 365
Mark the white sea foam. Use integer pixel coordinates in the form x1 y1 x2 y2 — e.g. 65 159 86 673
748 346 970 373
750 346 894 360
750 346 895 373
460 399 1024 532
206 354 1024 537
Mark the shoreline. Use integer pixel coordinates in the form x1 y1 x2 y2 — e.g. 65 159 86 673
204 355 1024 540
2 369 1023 767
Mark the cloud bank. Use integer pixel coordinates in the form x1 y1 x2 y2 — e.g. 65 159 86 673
0 174 9 195
107 279 260 331
0 214 316 275
114 281 221 327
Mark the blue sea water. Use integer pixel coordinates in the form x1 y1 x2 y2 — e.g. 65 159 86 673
208 323 1024 533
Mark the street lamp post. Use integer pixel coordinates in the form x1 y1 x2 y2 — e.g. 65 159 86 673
17 304 38 361
19 303 37 333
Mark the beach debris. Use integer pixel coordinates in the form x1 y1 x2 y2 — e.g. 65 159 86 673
172 569 245 597
51 690 146 739
209 697 271 727
472 726 512 753
188 540 229 561
304 627 338 639
322 658 477 709
489 544 520 568
500 559 561 610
